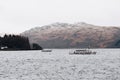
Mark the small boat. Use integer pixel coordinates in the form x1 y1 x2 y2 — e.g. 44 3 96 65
69 49 96 55
42 49 52 52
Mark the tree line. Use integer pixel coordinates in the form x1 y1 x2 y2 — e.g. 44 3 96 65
115 40 120 48
0 34 43 50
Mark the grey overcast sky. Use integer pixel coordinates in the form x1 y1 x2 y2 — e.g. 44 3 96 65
0 0 120 34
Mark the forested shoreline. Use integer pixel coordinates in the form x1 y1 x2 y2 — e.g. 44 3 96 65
0 34 43 50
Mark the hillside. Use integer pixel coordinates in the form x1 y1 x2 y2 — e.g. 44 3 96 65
21 22 120 48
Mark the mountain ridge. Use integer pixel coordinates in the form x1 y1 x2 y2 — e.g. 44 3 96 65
21 22 120 48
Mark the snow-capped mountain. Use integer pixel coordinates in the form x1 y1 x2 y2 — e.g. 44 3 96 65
21 22 120 48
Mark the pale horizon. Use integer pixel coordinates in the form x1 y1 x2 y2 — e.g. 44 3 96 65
0 0 120 34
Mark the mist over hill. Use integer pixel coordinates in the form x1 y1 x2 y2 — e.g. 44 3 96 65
21 22 120 48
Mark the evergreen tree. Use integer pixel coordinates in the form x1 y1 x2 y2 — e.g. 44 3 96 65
0 34 31 50
115 40 120 48
32 43 43 50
